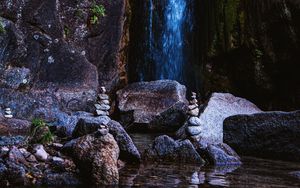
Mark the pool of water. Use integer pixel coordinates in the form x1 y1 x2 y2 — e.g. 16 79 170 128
119 134 300 187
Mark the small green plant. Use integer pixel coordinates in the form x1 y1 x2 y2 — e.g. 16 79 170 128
64 26 70 38
90 4 106 25
254 49 263 58
0 22 6 34
30 118 54 144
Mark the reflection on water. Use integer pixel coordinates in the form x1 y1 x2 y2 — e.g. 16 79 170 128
121 134 300 187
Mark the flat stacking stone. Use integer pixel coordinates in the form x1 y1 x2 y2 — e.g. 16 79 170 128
5 111 12 115
98 104 110 111
188 104 198 110
188 117 201 126
95 128 109 137
98 94 109 100
100 86 107 94
188 108 199 117
190 99 198 104
187 126 202 136
4 115 13 118
99 100 110 105
96 110 109 116
95 104 110 110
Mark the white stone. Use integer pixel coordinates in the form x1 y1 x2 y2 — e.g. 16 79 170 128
52 156 64 163
1 146 9 152
188 117 201 126
99 100 110 105
52 143 63 148
33 145 49 161
187 125 203 136
100 86 106 94
98 94 109 100
188 104 198 110
95 104 110 111
188 108 199 117
48 56 55 64
5 110 12 115
96 110 109 116
4 114 13 118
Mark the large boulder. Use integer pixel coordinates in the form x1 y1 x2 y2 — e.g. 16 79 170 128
204 143 242 166
144 135 204 164
224 111 300 162
0 0 127 126
72 115 111 138
71 116 141 163
117 80 188 132
107 120 141 163
68 133 120 186
0 117 30 136
186 93 261 148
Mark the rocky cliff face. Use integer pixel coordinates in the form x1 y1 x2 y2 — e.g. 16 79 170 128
0 0 127 119
194 0 300 110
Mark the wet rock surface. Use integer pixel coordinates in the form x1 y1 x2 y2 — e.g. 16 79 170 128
68 133 120 186
224 110 300 162
144 135 204 164
0 143 80 187
188 93 261 148
0 117 30 135
117 80 188 132
204 143 242 166
108 120 141 163
0 0 127 124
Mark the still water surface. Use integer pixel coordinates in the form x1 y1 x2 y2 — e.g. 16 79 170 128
119 134 300 187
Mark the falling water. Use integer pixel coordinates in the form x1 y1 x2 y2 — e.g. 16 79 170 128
134 0 192 84
156 0 187 82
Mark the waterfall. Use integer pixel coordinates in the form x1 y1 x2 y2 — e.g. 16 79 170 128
156 0 187 82
133 0 192 84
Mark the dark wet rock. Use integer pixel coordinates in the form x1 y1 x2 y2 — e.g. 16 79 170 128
0 136 26 146
224 110 300 162
107 120 141 163
205 143 241 166
0 0 126 119
0 146 9 158
72 115 110 138
149 102 188 132
0 118 30 135
0 163 7 180
0 67 31 89
144 135 204 164
43 171 80 186
68 134 119 185
8 146 28 165
5 161 28 186
117 80 188 132
188 93 261 148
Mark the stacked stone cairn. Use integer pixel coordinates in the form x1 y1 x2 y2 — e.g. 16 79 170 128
185 92 202 137
4 107 13 118
94 86 111 135
187 92 199 117
95 86 111 117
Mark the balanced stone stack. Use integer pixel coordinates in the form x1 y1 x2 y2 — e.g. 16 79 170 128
4 107 13 118
95 86 111 117
187 92 199 117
